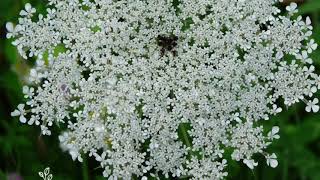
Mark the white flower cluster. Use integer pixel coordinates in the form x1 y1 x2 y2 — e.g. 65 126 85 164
7 0 320 179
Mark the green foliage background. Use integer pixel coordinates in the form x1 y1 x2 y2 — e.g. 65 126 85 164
1 0 320 179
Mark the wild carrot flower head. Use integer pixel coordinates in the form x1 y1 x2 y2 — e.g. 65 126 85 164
8 0 320 179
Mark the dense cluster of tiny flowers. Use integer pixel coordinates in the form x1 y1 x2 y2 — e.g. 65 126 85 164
7 0 320 179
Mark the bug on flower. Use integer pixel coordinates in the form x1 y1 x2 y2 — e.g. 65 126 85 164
157 35 178 57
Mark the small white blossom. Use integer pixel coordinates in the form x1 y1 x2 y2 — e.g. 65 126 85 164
305 98 320 112
28 115 40 125
307 39 317 53
286 3 298 14
23 86 34 98
272 105 282 114
268 126 280 140
69 149 83 162
11 104 27 123
305 86 317 97
303 65 315 74
275 51 284 60
19 3 36 17
305 16 313 30
266 153 278 168
41 125 51 135
243 159 258 170
296 51 312 64
232 112 242 123
5 22 14 38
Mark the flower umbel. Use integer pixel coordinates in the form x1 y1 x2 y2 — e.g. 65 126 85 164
7 0 320 179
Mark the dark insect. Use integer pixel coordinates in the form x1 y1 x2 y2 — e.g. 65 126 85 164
157 35 178 57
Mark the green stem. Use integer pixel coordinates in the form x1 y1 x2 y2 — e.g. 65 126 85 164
82 156 89 180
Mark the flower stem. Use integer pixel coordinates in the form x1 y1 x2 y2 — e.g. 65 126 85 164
82 157 89 180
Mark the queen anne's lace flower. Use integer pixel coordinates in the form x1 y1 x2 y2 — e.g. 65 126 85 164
266 153 278 168
11 104 26 123
7 0 320 179
305 98 320 113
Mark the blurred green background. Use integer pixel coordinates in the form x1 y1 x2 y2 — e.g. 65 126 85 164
1 0 320 179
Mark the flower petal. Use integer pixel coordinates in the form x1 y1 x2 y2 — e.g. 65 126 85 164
269 159 278 168
19 115 27 123
312 105 319 112
17 104 25 111
25 3 32 12
6 22 14 32
11 110 21 116
19 10 28 16
306 105 311 112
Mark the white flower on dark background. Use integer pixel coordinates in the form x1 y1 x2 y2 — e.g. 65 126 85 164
268 126 280 140
7 0 320 179
11 104 26 123
19 3 36 17
305 98 320 112
266 153 278 168
243 159 258 170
